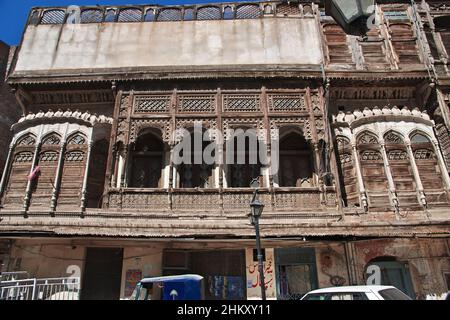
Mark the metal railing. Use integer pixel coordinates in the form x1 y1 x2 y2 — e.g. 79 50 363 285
0 276 80 300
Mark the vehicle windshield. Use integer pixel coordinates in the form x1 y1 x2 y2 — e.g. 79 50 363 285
378 288 412 300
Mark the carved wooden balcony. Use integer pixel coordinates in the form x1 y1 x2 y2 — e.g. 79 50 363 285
106 186 338 217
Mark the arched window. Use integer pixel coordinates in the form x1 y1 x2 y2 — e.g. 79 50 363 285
235 4 261 19
278 132 313 187
384 131 417 206
144 9 155 22
223 6 234 20
410 132 447 204
30 132 62 208
276 3 300 16
433 16 450 58
129 132 164 188
104 9 116 22
227 128 263 188
59 132 88 208
197 6 221 20
81 9 103 23
156 8 182 21
175 127 215 188
16 133 36 146
118 8 142 22
183 8 194 21
41 133 61 146
2 133 36 207
357 131 389 208
40 9 66 24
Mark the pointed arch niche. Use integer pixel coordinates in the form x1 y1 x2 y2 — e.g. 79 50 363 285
357 131 390 208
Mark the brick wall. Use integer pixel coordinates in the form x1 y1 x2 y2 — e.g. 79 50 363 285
0 41 21 177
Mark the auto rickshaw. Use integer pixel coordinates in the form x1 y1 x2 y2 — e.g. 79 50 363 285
130 274 204 300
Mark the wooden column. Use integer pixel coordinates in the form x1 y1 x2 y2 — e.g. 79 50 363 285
351 140 368 212
50 126 69 213
380 140 400 216
23 126 43 214
405 139 427 208
261 86 275 210
216 87 224 212
80 136 94 213
104 88 122 203
111 144 120 188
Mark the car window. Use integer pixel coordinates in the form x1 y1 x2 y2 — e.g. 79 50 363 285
303 292 368 300
302 293 328 300
329 293 368 300
378 288 412 300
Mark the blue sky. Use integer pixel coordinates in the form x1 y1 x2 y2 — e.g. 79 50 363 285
0 0 256 45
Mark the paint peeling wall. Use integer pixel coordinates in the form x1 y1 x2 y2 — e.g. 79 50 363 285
119 245 163 299
315 244 349 288
8 239 85 279
13 18 322 73
353 238 450 299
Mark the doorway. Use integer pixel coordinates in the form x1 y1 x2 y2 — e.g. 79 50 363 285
81 247 123 300
365 258 415 299
275 248 318 300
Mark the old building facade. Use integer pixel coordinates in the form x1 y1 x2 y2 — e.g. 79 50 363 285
0 1 449 300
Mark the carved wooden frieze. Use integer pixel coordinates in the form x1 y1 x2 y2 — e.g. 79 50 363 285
129 119 172 143
267 94 307 113
178 94 216 113
269 117 312 140
223 94 260 112
134 95 171 113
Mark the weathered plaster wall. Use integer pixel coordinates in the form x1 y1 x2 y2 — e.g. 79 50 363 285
119 245 163 299
353 238 450 299
14 18 322 72
315 243 349 288
8 239 85 279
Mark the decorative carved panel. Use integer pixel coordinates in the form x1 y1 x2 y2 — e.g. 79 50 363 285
223 94 260 112
42 134 61 146
17 135 36 146
156 8 182 21
65 151 85 162
14 151 34 162
130 119 171 142
197 6 221 20
178 95 215 113
67 134 86 145
414 149 435 160
40 151 59 162
357 132 378 145
270 118 311 141
388 150 408 160
360 150 383 161
274 191 321 209
134 95 171 113
267 94 307 112
172 193 220 210
384 131 404 144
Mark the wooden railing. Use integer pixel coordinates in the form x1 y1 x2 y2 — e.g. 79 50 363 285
106 186 337 213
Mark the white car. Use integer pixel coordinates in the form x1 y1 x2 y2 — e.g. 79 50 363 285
300 285 413 300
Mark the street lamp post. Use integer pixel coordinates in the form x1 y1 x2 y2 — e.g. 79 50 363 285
248 178 266 300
